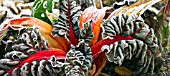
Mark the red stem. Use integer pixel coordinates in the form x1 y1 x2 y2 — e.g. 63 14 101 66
91 35 134 59
6 49 66 74
68 1 78 45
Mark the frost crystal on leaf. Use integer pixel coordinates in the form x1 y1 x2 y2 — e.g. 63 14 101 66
101 14 159 75
65 42 92 76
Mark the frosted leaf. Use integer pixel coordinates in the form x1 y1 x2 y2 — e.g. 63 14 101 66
65 42 92 76
102 14 159 75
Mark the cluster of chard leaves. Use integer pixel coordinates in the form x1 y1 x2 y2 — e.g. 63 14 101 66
1 0 170 76
31 0 56 25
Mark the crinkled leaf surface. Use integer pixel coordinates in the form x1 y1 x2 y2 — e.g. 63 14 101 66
0 18 70 51
100 14 159 75
0 27 66 76
52 0 82 45
64 42 92 76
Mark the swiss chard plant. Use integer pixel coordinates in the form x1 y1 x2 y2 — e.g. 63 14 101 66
0 0 170 76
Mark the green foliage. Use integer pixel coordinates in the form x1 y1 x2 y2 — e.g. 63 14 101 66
157 2 170 48
31 0 55 25
158 21 170 47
